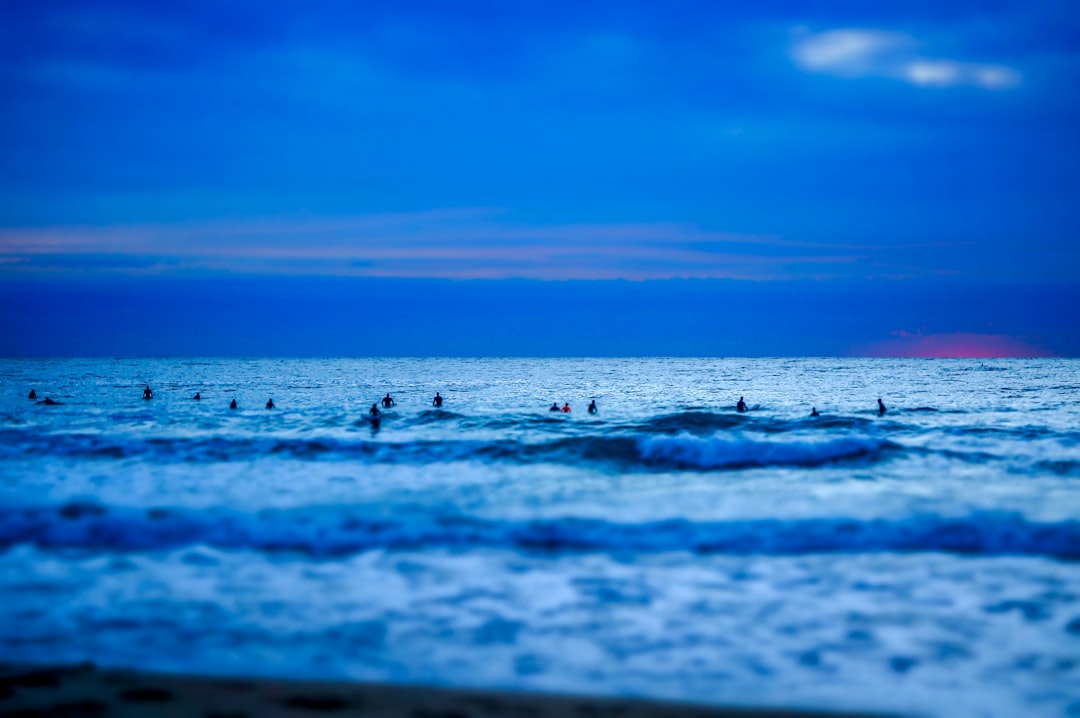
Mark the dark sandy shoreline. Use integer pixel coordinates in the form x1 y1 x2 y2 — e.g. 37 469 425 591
0 662 898 717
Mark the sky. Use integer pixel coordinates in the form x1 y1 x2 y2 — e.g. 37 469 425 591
1 0 1077 356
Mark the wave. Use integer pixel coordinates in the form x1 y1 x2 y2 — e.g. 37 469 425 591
1 502 1076 559
627 411 888 435
1036 459 1080 477
0 429 894 471
628 411 747 434
469 410 891 436
638 435 891 469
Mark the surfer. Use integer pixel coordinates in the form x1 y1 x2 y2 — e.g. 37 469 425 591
588 400 598 414
266 398 275 410
381 393 395 409
38 397 60 405
878 398 887 416
432 392 443 408
549 402 560 412
143 385 153 400
28 389 36 400
370 403 381 417
193 392 201 401
810 407 820 417
562 403 571 413
736 396 747 413
229 399 237 410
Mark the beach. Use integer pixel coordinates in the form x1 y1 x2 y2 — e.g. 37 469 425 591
0 663 889 717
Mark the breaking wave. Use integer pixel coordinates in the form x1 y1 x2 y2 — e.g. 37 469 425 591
0 429 896 471
637 435 890 469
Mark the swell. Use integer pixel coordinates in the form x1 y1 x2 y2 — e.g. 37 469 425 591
0 429 895 471
1 502 1077 559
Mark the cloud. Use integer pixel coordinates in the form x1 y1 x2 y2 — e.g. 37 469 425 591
790 28 1021 90
790 29 911 77
0 210 866 281
904 60 1021 89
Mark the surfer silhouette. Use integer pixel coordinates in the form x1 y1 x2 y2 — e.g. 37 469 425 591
810 407 820 417
549 402 560 412
432 392 443 408
878 398 887 416
588 400 598 414
28 389 36 400
143 385 153 400
266 398 275 409
229 399 237 410
736 397 747 413
38 397 60 405
370 403 381 417
193 392 201 401
562 403 571 413
381 393 395 408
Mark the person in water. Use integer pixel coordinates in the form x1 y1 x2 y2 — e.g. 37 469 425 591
370 403 381 417
266 398 275 410
229 399 237 410
28 389 36 400
736 396 747 413
193 392 201 401
432 392 443 408
810 407 820 417
549 402 560 412
39 397 60 405
878 398 887 416
381 393 395 408
562 403 571 413
588 400 598 414
143 385 153 400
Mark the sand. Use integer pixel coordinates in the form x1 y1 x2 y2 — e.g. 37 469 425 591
0 663 896 717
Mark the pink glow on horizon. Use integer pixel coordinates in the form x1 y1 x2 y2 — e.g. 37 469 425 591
854 332 1053 358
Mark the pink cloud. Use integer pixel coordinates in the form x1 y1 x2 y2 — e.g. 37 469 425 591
0 210 863 281
852 332 1054 358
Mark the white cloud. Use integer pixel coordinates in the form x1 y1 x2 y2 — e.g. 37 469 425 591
904 60 1021 89
905 60 961 87
790 28 1022 90
790 29 910 76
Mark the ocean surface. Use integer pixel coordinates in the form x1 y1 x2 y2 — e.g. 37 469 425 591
1 358 1078 717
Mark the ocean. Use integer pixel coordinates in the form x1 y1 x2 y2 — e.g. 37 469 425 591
1 357 1078 716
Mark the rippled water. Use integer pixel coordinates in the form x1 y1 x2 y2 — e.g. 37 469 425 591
1 358 1078 716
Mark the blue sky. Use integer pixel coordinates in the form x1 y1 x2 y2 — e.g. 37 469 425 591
1 1 1077 355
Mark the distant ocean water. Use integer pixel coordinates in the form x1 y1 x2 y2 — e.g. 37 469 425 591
1 358 1078 717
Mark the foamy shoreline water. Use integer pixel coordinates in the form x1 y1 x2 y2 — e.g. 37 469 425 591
1 358 1078 717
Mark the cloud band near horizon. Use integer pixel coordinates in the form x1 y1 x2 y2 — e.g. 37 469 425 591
0 210 930 281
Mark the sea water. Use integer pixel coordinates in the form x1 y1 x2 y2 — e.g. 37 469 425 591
0 358 1078 717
